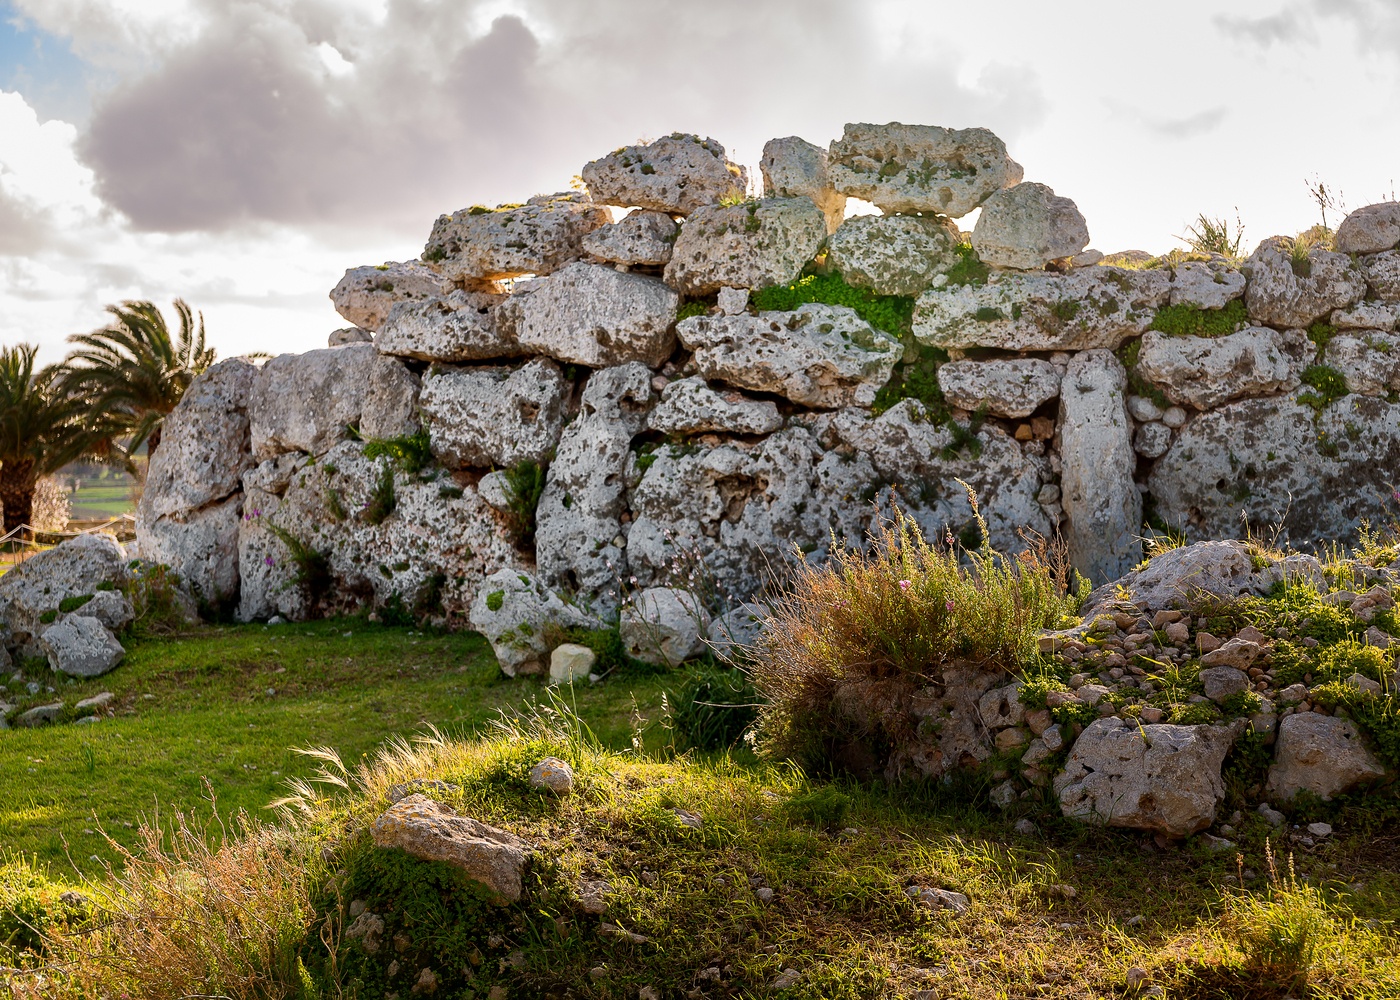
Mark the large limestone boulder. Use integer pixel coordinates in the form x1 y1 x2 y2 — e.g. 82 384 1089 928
329 261 458 332
468 568 595 676
1360 250 1400 301
419 359 569 470
1323 332 1400 396
760 136 846 233
970 182 1089 270
825 214 962 297
236 441 517 625
535 365 655 608
627 428 874 600
374 291 514 364
936 358 1061 419
1242 237 1366 328
424 193 610 282
360 355 421 441
496 262 678 368
821 400 1054 554
1054 718 1236 837
827 122 1023 217
663 197 827 296
1266 713 1386 801
135 358 258 607
0 534 130 639
912 268 1171 352
1334 202 1400 254
676 304 900 409
581 134 747 215
647 377 782 436
582 211 678 268
371 794 529 902
618 587 709 667
1147 393 1400 548
1170 258 1246 310
40 615 125 679
136 495 243 608
1081 540 1323 617
138 358 258 521
249 344 376 459
1134 327 1311 411
1059 351 1140 584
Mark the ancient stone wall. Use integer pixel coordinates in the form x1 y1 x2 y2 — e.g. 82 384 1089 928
134 124 1400 630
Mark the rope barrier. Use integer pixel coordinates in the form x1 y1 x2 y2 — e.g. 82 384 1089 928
0 513 136 548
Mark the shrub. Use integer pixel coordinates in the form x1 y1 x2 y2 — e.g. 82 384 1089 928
663 664 759 752
870 342 949 418
125 562 194 636
363 429 433 474
750 502 1077 771
1148 299 1248 338
1229 846 1324 992
1181 212 1245 258
676 300 709 322
0 854 66 957
267 524 332 608
1299 364 1349 413
749 271 914 336
57 593 93 613
364 463 397 525
500 460 547 547
944 242 990 287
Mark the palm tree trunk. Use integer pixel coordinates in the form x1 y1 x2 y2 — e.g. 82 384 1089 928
0 458 37 536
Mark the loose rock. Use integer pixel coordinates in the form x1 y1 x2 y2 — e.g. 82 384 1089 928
1266 712 1387 801
971 182 1089 270
370 794 529 901
937 358 1061 419
528 757 575 795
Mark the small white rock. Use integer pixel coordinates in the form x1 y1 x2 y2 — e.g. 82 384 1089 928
528 757 575 795
550 643 597 684
717 287 750 316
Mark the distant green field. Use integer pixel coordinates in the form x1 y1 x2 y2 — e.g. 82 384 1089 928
60 465 137 521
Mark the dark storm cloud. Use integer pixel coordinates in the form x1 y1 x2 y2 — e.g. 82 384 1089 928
74 0 1048 234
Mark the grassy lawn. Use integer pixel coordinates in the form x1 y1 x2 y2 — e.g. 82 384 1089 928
0 619 670 873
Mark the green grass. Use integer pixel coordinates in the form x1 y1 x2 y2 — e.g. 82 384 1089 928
0 619 668 873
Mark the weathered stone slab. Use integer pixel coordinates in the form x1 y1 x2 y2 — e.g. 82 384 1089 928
424 193 610 281
582 134 747 215
663 197 827 297
827 122 1023 217
826 214 962 296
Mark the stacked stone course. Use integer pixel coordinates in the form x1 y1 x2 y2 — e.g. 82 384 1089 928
133 122 1400 645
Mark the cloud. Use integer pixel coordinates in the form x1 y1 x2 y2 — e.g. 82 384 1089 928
1216 7 1313 46
67 0 1047 234
1141 107 1228 140
0 185 52 254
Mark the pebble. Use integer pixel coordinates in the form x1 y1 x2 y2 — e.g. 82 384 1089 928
772 969 801 990
1307 821 1333 838
528 757 575 795
756 887 774 904
1013 818 1038 836
1258 803 1286 827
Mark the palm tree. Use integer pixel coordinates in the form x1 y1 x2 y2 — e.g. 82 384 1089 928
62 299 216 460
0 345 93 535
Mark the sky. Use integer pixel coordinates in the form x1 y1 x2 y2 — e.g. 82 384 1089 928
3 0 1400 364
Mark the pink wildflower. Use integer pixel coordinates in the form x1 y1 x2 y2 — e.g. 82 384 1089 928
898 579 911 592
946 599 955 611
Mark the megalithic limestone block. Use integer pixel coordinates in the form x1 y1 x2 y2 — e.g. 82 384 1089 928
1058 349 1140 584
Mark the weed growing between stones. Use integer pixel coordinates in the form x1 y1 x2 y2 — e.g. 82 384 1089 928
943 241 990 286
1148 298 1249 338
268 524 333 608
1117 337 1171 409
749 271 914 336
1299 364 1350 414
123 561 194 636
1182 211 1246 258
362 429 433 475
749 502 1078 772
363 463 397 525
501 459 547 548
